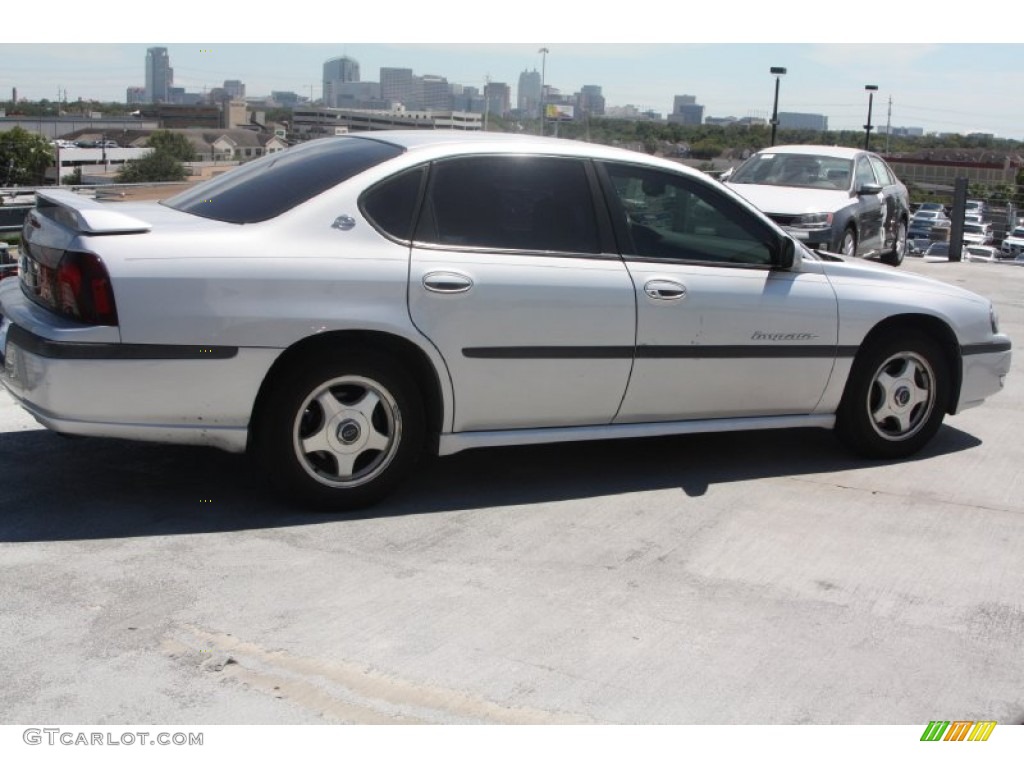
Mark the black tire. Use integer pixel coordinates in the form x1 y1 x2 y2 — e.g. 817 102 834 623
836 332 949 459
881 219 907 267
254 350 425 510
839 227 857 258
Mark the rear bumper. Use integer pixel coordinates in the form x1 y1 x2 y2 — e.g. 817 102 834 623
1 283 278 453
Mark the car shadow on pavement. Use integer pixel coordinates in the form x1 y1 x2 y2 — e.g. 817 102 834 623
0 424 981 542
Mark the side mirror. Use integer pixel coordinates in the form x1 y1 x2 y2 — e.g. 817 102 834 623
857 182 883 195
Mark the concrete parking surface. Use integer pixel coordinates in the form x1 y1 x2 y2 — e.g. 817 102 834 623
1 257 1022 725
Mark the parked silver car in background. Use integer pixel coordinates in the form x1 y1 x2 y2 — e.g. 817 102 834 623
0 133 1012 509
724 145 910 266
1002 226 1024 258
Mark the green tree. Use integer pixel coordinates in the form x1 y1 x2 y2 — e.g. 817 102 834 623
145 130 196 162
61 166 83 185
117 151 186 183
0 126 54 185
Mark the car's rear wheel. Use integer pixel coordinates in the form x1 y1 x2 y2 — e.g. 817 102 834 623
839 227 857 258
255 351 424 509
836 332 949 459
881 219 907 267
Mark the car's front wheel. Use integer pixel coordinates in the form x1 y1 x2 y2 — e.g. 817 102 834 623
839 227 857 258
255 351 425 509
836 332 949 459
881 219 907 267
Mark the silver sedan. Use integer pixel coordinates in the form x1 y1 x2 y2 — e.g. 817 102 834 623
0 132 1012 509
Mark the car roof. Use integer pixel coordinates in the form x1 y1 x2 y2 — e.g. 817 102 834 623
756 144 864 160
332 130 712 179
353 130 637 160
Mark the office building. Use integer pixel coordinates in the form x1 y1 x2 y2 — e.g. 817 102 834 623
323 57 361 108
223 80 246 100
381 67 416 107
518 69 542 118
484 82 511 117
421 75 453 111
668 94 704 126
778 112 828 131
145 47 173 103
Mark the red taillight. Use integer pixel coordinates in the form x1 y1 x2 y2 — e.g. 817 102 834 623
54 251 119 326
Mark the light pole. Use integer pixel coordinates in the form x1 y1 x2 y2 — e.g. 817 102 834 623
863 84 878 151
769 66 786 146
483 74 490 131
538 47 549 136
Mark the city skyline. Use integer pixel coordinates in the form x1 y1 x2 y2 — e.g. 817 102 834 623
3 22 1022 139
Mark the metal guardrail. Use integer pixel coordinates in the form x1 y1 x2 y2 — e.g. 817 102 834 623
0 204 31 233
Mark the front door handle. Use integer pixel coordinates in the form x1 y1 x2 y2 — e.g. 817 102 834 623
644 280 687 301
423 271 474 294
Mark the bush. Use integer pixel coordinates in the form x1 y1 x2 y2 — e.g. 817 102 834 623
117 151 186 183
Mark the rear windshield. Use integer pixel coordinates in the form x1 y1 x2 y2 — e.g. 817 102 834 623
163 136 404 224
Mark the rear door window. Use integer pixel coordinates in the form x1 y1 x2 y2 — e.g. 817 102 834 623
415 155 601 254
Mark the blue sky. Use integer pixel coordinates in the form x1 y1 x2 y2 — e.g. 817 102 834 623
4 4 1022 138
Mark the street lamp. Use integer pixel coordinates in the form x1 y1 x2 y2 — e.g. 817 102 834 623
863 84 878 151
538 47 549 136
769 66 787 146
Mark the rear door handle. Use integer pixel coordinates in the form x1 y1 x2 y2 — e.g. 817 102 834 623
423 271 473 294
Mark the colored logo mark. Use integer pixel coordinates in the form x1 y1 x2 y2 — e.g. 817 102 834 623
920 721 996 742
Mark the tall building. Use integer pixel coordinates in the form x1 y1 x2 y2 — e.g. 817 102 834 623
668 94 704 126
578 85 605 117
381 67 416 107
126 86 146 105
483 81 511 117
333 81 385 109
452 85 484 114
518 69 542 118
323 56 360 108
145 47 173 103
673 94 696 111
223 80 246 99
420 75 452 111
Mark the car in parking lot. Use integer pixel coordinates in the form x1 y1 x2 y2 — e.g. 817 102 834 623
915 202 947 216
0 132 1012 509
962 221 993 246
1002 226 1024 258
909 209 949 225
965 199 986 219
724 145 910 266
908 210 950 241
964 245 1002 262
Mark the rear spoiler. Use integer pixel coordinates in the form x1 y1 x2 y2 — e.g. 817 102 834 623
33 189 152 235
